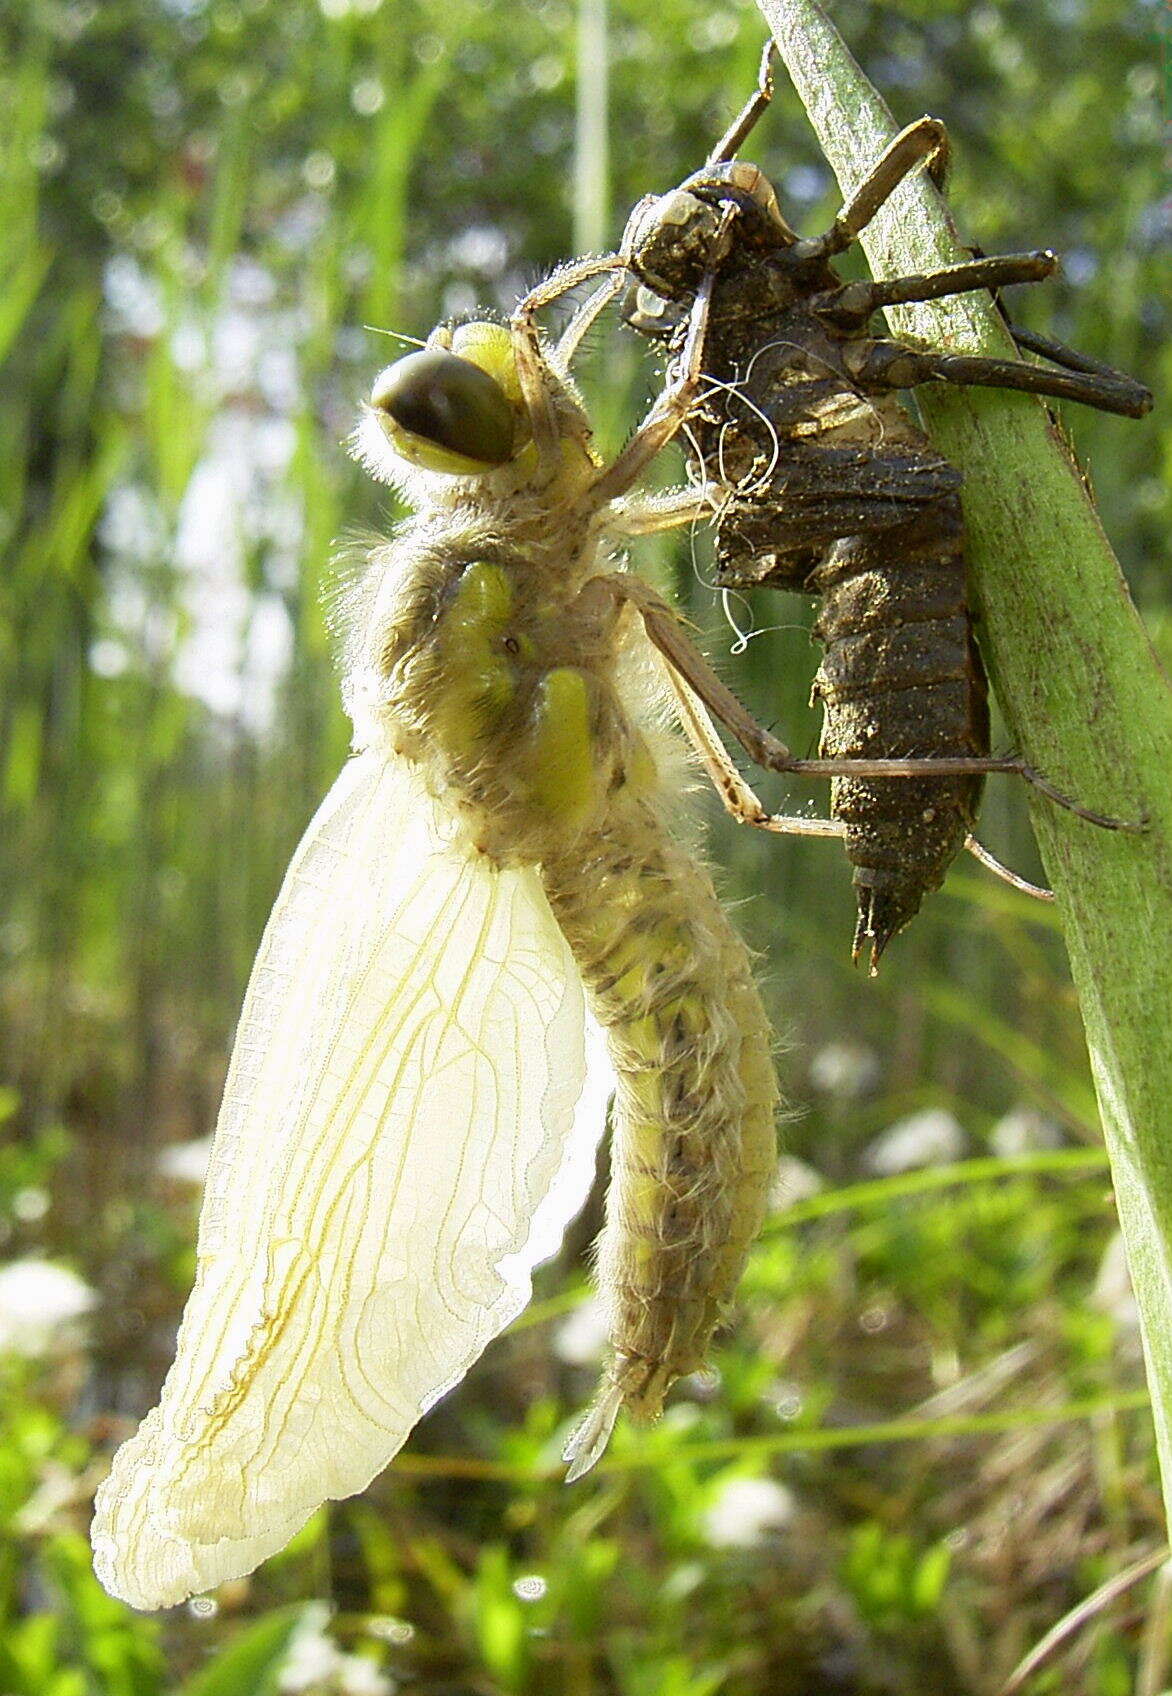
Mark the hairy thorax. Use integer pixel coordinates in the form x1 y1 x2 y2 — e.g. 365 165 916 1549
343 474 665 869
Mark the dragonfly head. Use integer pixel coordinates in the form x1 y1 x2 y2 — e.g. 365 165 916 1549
364 320 531 479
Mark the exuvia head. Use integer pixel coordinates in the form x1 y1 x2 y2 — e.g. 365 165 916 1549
622 160 798 303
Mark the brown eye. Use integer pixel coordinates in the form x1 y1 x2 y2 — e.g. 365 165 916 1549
370 350 515 467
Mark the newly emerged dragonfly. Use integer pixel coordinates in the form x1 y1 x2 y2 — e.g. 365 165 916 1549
90 240 788 1610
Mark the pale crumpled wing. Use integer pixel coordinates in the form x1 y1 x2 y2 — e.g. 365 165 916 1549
91 751 611 1611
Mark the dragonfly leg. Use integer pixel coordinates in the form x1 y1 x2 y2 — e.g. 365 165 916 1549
706 39 778 165
652 637 1057 901
663 660 848 837
608 483 726 537
845 336 1153 418
583 573 1144 832
553 271 627 369
587 257 725 505
811 251 1057 331
963 836 1052 901
795 117 951 263
1004 321 1148 382
574 580 1066 899
510 253 623 455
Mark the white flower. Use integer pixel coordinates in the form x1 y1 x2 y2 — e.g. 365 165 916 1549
278 1608 341 1692
13 1461 83 1532
989 1106 1064 1158
769 1155 823 1211
156 1137 214 1186
319 0 383 17
337 1654 395 1696
553 1293 610 1367
702 1476 796 1549
1091 1232 1139 1332
277 1607 395 1694
809 1042 880 1098
0 1259 95 1358
11 1187 50 1223
864 1109 966 1176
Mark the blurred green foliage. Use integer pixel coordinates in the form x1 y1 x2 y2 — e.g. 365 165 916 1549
0 0 1167 1689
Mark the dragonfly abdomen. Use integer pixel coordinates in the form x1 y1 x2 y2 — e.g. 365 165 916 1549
544 790 778 1471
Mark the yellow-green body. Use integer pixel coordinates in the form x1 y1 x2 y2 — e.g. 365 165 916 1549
85 291 781 1615
347 385 778 1440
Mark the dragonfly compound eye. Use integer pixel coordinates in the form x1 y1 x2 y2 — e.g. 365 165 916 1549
370 349 516 472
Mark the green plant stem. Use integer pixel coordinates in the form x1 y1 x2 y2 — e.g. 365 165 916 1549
756 0 1172 1531
382 1391 1151 1481
574 0 610 257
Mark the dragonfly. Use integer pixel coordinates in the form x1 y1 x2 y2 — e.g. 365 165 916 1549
89 222 790 1613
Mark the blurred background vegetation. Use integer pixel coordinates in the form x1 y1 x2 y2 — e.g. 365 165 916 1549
0 0 1168 1690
